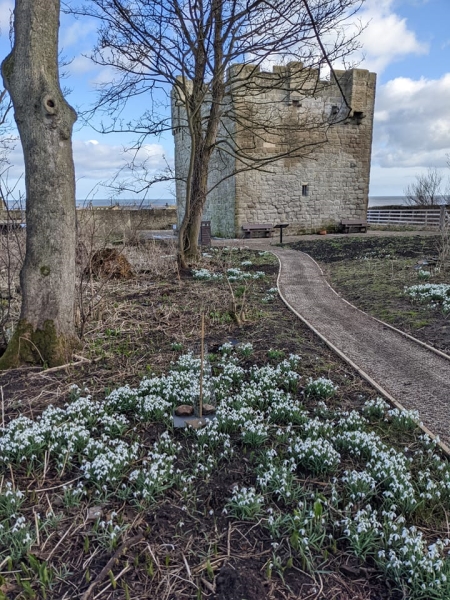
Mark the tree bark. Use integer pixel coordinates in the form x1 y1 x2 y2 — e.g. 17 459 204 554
177 0 225 267
0 0 78 368
178 146 211 267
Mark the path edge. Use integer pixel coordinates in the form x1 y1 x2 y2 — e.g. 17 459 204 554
272 252 450 457
301 250 450 362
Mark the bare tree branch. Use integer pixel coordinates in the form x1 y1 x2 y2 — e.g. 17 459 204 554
404 168 447 206
67 0 366 264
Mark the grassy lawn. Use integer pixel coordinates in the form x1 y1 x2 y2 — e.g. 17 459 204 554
291 235 450 354
0 242 449 599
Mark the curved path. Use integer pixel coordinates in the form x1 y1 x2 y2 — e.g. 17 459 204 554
269 247 450 450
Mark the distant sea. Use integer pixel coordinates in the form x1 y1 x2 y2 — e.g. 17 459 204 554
368 196 406 207
82 197 407 209
5 196 406 209
80 197 405 208
76 198 175 208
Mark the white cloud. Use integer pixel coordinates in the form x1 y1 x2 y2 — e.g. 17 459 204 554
73 139 167 177
368 164 441 196
357 0 428 73
68 55 97 76
373 74 450 168
1 138 171 199
370 73 450 194
60 20 97 49
72 139 172 198
90 66 118 87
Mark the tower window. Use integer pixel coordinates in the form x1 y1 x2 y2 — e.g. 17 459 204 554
302 184 309 197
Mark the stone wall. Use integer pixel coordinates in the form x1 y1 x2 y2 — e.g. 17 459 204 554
76 208 177 241
201 106 237 237
0 208 177 240
171 85 237 237
0 209 23 222
172 83 191 234
172 63 376 236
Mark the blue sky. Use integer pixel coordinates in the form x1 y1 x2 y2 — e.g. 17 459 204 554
363 0 450 196
0 0 449 200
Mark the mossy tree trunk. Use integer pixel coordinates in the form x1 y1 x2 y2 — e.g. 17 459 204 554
0 0 78 368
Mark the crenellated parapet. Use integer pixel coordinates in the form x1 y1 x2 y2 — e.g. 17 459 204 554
172 62 376 237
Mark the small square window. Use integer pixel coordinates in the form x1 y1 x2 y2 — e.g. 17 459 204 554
302 184 309 197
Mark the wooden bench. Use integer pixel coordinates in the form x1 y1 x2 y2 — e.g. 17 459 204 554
339 219 369 234
242 223 274 238
0 220 23 233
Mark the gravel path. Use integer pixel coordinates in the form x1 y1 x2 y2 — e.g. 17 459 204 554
271 247 450 448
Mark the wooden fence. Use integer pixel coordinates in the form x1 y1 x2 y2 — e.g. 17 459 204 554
367 206 449 229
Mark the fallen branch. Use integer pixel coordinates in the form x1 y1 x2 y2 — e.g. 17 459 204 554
31 355 94 376
81 533 144 600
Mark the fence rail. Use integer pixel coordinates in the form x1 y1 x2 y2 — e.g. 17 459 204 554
367 207 449 228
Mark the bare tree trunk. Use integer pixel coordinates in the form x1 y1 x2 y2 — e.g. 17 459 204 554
0 0 78 368
177 0 225 268
178 149 210 267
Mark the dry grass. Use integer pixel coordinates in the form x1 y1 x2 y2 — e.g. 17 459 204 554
0 237 449 600
0 226 25 347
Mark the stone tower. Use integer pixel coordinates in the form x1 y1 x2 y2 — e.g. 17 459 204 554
172 63 376 236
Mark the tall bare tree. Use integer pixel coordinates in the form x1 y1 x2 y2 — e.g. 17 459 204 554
0 0 78 368
72 0 365 266
404 167 446 207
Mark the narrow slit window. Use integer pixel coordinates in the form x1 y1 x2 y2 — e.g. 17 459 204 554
302 184 309 197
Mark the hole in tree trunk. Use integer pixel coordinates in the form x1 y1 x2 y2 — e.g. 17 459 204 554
0 345 6 358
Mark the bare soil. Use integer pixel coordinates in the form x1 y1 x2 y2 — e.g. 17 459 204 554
0 240 445 599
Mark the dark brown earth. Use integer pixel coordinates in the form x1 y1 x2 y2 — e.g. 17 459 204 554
290 234 439 262
214 563 267 600
0 241 441 599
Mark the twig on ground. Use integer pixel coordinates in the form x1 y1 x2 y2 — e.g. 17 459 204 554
81 533 144 600
32 355 92 376
201 577 215 593
93 564 132 599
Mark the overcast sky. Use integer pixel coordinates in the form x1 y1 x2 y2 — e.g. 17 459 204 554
0 0 449 200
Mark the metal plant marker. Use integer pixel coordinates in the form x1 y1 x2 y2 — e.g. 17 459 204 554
173 313 216 428
199 313 204 418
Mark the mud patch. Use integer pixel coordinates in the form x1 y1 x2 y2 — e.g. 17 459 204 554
214 563 267 600
290 235 440 263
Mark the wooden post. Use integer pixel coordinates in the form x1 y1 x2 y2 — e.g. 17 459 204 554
199 314 205 418
440 206 446 231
